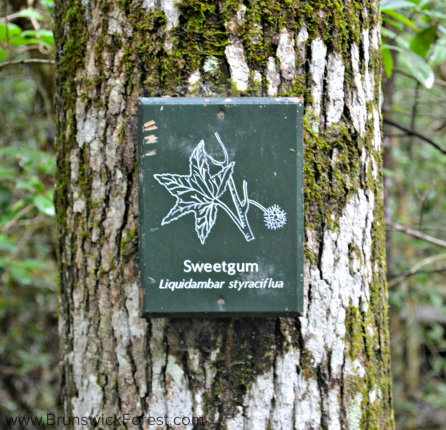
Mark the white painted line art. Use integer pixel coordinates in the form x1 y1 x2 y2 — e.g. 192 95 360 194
153 133 287 244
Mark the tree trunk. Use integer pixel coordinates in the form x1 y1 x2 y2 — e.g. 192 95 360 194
54 0 394 428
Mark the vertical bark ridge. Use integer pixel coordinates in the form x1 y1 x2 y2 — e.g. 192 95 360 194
55 0 393 428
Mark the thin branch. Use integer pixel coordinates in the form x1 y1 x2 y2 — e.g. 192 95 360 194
28 0 41 31
393 88 444 103
391 266 446 281
8 215 52 228
1 6 42 28
396 71 446 92
414 186 427 228
9 224 37 259
383 106 446 120
435 79 446 88
16 45 46 54
387 222 446 248
400 304 446 325
383 118 446 155
0 365 19 375
0 204 35 233
386 133 410 138
3 3 12 60
388 254 446 288
411 81 420 131
435 119 446 132
1 11 24 22
403 226 446 232
0 58 55 67
408 266 446 275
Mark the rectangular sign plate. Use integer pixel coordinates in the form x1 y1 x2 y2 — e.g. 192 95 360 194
138 97 304 317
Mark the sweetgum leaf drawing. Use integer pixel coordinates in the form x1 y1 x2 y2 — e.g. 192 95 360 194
153 133 287 244
154 140 234 244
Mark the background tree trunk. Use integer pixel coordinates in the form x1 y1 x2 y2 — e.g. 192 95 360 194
54 0 394 428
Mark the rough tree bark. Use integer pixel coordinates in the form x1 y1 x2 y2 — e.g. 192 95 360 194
54 0 394 428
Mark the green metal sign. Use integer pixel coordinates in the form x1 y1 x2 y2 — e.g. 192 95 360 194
138 97 304 316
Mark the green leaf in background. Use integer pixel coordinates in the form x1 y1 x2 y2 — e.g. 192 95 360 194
0 26 54 51
383 168 396 177
416 0 433 8
382 44 402 77
399 46 435 88
13 31 52 49
429 291 444 308
2 258 51 286
10 37 45 47
33 194 55 216
20 30 38 38
16 177 45 193
430 41 446 66
382 27 399 40
20 258 48 270
36 155 56 175
17 9 45 21
439 25 446 37
410 25 437 57
36 29 54 45
0 167 17 179
0 48 7 61
0 184 14 211
391 104 410 114
41 0 55 12
383 17 405 31
10 199 25 212
381 0 415 10
383 46 394 77
0 146 22 157
0 23 21 41
8 265 32 285
0 234 17 253
384 10 418 30
427 324 445 343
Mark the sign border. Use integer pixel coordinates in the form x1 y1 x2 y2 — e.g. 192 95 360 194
138 97 304 317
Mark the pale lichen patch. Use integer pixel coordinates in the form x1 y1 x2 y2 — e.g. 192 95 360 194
309 39 327 117
225 4 250 91
266 57 280 96
325 53 345 125
243 370 274 429
277 28 296 81
347 44 367 136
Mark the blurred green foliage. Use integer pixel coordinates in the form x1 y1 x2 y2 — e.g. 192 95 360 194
0 0 58 424
381 0 446 87
382 1 446 427
387 79 446 427
0 0 54 63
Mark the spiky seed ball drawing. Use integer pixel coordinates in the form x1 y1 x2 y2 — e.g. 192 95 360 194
264 205 287 230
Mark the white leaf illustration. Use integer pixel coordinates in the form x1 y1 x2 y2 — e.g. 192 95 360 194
153 133 287 244
154 140 234 244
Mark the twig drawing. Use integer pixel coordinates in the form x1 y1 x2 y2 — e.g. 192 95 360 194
153 133 286 244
